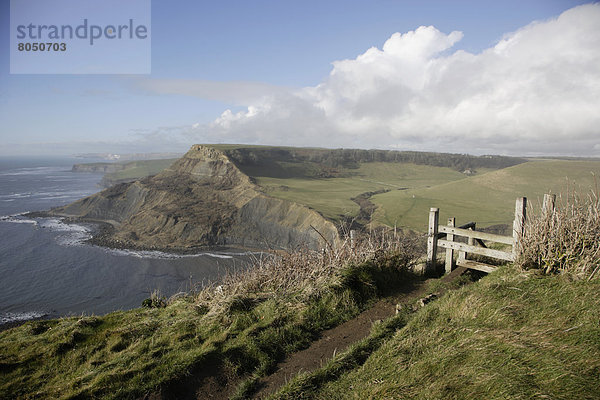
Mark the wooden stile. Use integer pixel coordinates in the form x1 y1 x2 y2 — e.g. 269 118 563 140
426 196 540 275
456 259 497 274
438 226 514 245
438 240 514 262
457 222 475 263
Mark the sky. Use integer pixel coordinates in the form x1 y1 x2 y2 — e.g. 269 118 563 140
0 0 598 157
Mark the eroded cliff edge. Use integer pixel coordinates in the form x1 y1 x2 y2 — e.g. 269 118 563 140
50 145 339 251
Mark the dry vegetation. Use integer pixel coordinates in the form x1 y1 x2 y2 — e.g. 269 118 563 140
517 188 600 279
194 228 425 318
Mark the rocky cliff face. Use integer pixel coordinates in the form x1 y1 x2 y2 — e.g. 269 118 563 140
53 145 339 251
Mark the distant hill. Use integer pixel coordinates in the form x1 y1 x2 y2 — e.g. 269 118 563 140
218 145 526 175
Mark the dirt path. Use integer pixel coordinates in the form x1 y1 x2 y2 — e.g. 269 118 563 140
251 284 423 398
146 267 467 400
349 189 391 228
251 266 467 399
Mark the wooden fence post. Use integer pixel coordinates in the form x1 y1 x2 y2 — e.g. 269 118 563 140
512 197 527 257
542 193 556 217
458 222 475 263
445 217 455 274
350 230 356 250
467 224 475 247
427 208 439 272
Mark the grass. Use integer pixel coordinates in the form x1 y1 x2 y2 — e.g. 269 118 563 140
268 190 600 399
271 310 413 400
372 159 600 231
271 267 600 400
102 159 177 183
0 232 423 399
252 162 467 221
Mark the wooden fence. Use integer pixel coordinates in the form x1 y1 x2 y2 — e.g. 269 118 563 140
426 195 554 274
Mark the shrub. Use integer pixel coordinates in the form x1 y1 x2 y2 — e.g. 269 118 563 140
193 229 424 317
517 189 600 279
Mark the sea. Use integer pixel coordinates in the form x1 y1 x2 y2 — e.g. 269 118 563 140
0 157 254 327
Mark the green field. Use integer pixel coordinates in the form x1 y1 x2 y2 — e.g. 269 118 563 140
371 160 600 232
249 158 600 231
103 159 177 182
253 162 468 221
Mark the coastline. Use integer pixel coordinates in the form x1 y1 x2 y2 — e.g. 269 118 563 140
0 315 50 333
1 212 266 332
24 210 269 256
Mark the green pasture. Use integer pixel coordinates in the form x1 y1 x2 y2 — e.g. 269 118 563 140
104 159 177 181
252 162 467 221
371 160 600 232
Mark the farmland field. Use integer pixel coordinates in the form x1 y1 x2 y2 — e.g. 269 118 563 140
371 160 600 232
253 162 469 221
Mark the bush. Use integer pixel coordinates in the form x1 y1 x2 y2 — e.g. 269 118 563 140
193 229 424 317
141 290 167 308
517 189 600 279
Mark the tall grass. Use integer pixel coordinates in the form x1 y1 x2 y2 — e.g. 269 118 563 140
517 188 600 279
194 228 425 317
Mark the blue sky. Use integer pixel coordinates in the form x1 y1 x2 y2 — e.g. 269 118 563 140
0 0 597 156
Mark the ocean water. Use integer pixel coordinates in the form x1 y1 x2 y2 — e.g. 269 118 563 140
0 157 253 325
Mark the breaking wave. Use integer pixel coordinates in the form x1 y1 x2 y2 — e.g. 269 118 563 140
0 311 47 325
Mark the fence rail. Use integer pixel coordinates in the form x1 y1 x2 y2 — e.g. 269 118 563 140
426 195 546 274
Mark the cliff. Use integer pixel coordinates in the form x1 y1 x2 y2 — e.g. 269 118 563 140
53 145 339 251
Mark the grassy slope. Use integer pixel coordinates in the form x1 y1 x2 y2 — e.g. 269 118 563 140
253 162 467 221
0 251 417 399
102 159 177 181
273 267 600 400
372 160 600 231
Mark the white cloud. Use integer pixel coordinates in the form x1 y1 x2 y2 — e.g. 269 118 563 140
183 4 600 155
